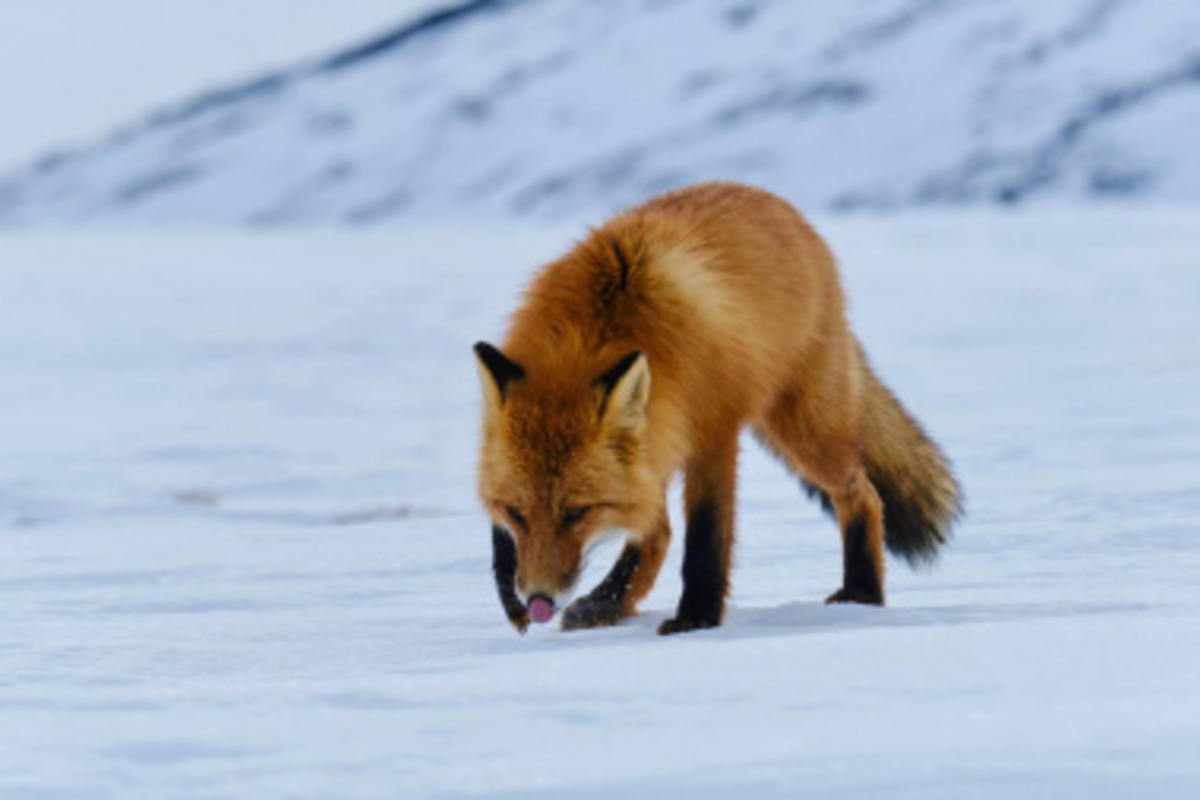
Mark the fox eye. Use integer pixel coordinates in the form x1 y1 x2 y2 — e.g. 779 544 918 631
562 506 591 527
504 506 527 529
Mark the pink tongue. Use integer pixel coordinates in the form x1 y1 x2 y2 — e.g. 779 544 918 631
528 596 555 624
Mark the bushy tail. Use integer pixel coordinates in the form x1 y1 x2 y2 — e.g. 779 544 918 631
859 352 963 566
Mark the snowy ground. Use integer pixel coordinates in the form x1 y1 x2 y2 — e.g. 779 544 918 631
2 212 1199 798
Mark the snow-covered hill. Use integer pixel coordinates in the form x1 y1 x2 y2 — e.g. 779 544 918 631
2 0 1199 224
0 1 440 168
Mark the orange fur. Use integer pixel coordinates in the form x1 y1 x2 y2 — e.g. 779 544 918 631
476 181 962 635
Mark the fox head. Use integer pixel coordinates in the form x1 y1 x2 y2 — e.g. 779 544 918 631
474 342 658 625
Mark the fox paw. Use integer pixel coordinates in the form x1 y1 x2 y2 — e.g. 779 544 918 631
825 587 884 606
507 612 530 634
561 597 624 631
657 616 720 636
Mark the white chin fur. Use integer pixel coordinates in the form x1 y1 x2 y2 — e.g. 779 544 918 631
583 526 626 559
509 526 625 609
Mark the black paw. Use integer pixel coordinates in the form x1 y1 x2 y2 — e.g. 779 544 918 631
561 596 624 631
657 615 720 636
825 587 884 606
507 610 530 634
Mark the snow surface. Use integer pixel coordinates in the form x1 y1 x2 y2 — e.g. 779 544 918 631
4 0 1200 224
2 212 1200 797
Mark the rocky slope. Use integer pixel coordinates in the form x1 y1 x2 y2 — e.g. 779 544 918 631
1 0 1197 223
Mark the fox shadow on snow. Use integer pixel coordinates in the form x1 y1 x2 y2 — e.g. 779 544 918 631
500 598 1152 650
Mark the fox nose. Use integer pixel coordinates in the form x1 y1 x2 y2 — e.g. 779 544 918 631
528 594 555 624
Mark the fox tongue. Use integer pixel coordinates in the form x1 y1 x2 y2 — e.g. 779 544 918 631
528 596 554 624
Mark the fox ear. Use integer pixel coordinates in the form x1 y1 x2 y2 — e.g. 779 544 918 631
595 351 650 430
474 342 525 413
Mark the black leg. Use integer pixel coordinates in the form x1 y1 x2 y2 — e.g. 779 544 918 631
659 498 726 634
826 514 884 605
561 544 641 631
492 526 529 632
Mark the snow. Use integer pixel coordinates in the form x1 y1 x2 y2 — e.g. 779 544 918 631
5 0 1200 223
0 0 447 168
2 212 1200 797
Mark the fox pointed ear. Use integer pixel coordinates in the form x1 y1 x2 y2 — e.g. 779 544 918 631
595 351 650 430
474 342 525 412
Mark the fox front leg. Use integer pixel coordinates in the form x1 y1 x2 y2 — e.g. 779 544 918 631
492 526 529 633
659 434 737 635
560 545 641 630
562 509 671 631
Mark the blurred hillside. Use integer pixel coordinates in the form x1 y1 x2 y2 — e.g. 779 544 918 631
0 1 439 169
1 0 1198 224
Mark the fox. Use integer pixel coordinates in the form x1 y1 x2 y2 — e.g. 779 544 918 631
474 181 962 635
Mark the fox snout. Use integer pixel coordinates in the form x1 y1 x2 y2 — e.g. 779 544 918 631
492 526 584 630
516 560 582 617
526 594 555 624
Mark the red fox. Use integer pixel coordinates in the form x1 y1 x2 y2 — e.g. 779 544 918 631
475 182 961 635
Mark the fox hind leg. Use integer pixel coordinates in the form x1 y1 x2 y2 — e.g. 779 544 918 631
822 474 885 605
754 384 887 606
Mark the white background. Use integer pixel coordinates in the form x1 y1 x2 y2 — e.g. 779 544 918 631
0 0 442 167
